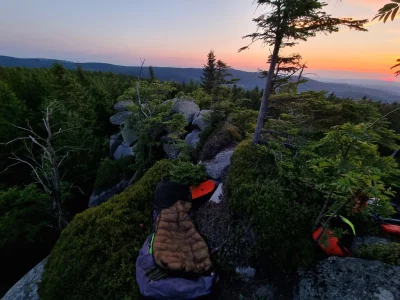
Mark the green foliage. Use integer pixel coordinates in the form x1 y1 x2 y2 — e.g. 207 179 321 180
0 184 49 248
230 109 258 137
373 1 400 23
227 141 318 272
39 160 174 300
167 161 207 187
306 122 400 219
189 87 212 109
117 80 177 108
358 243 400 265
93 156 136 190
200 123 242 160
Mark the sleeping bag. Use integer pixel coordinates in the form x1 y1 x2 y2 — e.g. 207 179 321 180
136 180 215 299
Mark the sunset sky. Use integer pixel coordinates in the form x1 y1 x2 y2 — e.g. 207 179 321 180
0 0 399 81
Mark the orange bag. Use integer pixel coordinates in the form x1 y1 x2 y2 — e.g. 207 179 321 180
191 180 216 200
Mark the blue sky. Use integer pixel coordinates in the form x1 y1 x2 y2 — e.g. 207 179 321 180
0 0 399 80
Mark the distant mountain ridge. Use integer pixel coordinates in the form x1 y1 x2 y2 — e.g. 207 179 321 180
1 55 399 103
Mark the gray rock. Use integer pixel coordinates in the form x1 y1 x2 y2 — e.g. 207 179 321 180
352 236 392 256
3 258 47 300
89 180 130 207
235 266 256 283
203 149 234 180
110 133 123 155
121 126 137 146
171 100 200 124
114 100 134 112
162 99 178 106
113 142 134 160
192 110 211 131
163 143 181 159
184 129 201 149
109 111 132 126
295 257 400 300
210 183 223 204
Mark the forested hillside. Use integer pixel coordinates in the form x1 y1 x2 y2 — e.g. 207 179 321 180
1 55 399 103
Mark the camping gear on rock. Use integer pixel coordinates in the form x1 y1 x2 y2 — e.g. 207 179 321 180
136 235 215 299
372 213 400 236
313 215 356 257
191 180 216 200
136 180 215 299
153 199 212 274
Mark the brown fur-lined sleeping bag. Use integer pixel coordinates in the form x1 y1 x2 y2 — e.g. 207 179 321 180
152 200 212 274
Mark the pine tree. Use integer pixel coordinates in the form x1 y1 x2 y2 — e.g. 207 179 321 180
201 51 217 94
149 66 156 82
240 0 368 144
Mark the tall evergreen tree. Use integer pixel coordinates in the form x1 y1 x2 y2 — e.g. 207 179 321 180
201 51 217 94
240 0 368 144
149 66 156 82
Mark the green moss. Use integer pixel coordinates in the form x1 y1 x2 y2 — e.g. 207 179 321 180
226 141 317 272
358 243 400 265
200 123 242 160
39 160 174 300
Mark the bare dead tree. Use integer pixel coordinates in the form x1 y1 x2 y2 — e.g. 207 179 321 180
1 102 84 230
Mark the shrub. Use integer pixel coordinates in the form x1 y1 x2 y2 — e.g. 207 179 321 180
39 159 209 300
93 156 136 190
200 123 242 160
358 243 400 265
0 184 50 248
226 141 318 272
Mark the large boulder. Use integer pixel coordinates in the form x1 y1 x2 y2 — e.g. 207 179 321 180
110 111 132 126
296 257 400 300
192 110 211 131
89 180 130 208
202 148 234 180
3 258 47 300
113 142 134 160
110 133 123 155
184 129 201 149
171 100 200 124
114 100 134 112
121 126 137 146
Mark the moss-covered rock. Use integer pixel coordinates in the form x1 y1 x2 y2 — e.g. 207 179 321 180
200 123 242 161
226 141 318 272
39 160 174 300
358 243 400 265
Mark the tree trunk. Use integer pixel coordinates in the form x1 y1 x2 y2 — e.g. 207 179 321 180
253 37 283 144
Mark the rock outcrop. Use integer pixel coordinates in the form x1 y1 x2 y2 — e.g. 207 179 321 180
114 100 134 112
2 258 47 300
202 149 235 180
192 110 211 131
171 100 200 124
109 111 132 126
121 125 137 146
89 180 130 208
296 257 400 300
113 142 134 160
184 129 201 149
110 133 123 156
